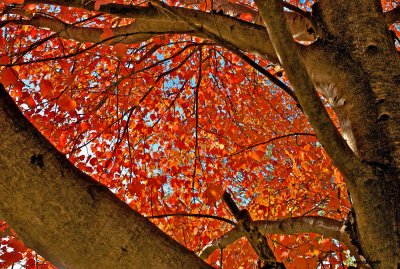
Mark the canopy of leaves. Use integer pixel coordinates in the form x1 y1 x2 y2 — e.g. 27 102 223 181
0 0 398 268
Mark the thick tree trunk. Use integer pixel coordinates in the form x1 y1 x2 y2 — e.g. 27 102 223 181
0 85 212 269
312 1 400 267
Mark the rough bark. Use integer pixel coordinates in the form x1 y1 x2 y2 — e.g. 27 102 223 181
312 1 400 267
0 84 212 269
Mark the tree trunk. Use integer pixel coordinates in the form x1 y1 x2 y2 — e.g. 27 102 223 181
312 1 400 267
0 85 212 269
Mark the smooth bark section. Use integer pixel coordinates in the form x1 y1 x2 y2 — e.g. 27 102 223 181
0 84 212 269
199 216 365 264
253 0 366 187
2 13 192 45
199 227 241 260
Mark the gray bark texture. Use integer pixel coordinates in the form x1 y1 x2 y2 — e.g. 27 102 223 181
0 0 399 268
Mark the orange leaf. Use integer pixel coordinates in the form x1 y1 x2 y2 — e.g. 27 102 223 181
57 133 67 149
59 96 76 112
24 4 37 12
132 97 140 106
1 0 24 4
286 151 301 177
249 151 263 162
239 13 253 21
172 124 180 132
10 81 23 98
78 122 90 132
292 257 308 268
327 198 340 209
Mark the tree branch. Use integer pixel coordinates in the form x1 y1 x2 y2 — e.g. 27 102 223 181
222 191 285 268
23 0 318 57
199 216 367 266
16 1 365 102
253 0 367 186
199 226 241 259
3 12 193 45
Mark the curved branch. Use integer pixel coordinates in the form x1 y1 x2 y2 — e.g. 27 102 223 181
17 1 364 105
199 216 364 265
148 213 237 226
281 2 312 22
198 226 241 259
7 2 300 103
15 2 347 94
149 0 299 107
227 132 316 157
3 13 193 45
25 0 317 56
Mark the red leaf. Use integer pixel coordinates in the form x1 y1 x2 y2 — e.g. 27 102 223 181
25 95 36 109
40 79 53 98
0 55 10 65
94 0 112 10
9 239 25 253
128 181 143 196
114 43 128 58
1 67 18 86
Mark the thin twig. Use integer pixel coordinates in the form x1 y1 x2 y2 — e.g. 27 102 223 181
148 213 237 226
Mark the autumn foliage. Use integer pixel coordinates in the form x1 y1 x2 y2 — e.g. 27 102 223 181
0 0 398 268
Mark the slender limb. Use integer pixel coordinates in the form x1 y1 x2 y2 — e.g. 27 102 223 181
199 216 367 266
253 0 367 186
